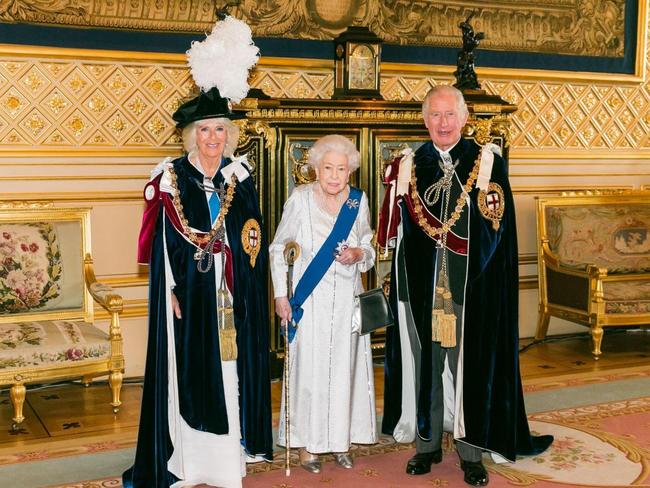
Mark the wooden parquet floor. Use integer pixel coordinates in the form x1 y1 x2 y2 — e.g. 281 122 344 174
0 330 648 456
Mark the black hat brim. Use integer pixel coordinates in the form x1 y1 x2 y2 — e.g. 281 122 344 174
172 87 246 128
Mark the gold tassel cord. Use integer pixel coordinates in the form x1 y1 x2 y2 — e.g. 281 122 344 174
424 152 463 350
439 287 456 348
431 312 457 348
439 314 456 348
217 288 238 361
431 309 444 342
219 326 238 362
431 285 457 349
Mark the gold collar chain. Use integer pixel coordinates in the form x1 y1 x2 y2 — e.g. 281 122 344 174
409 151 481 240
168 165 237 245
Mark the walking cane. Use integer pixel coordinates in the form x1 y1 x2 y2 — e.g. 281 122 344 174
283 241 300 476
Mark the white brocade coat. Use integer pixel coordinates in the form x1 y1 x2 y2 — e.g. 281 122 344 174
270 183 378 453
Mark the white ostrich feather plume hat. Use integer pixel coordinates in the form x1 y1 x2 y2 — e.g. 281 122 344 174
173 15 259 128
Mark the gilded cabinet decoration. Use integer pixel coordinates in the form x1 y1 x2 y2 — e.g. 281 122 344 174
289 143 317 187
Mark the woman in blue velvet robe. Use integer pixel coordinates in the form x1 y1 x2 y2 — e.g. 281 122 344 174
124 87 272 488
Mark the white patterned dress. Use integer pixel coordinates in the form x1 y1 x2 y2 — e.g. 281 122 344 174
269 183 377 454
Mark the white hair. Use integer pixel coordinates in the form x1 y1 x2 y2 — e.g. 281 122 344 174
422 85 469 119
181 117 240 158
307 134 360 171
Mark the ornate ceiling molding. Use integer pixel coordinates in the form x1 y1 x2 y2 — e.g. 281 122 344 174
0 0 630 57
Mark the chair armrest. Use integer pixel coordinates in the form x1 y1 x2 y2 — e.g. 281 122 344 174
542 239 610 279
600 271 649 282
587 264 608 280
84 253 123 313
541 239 590 279
540 239 559 268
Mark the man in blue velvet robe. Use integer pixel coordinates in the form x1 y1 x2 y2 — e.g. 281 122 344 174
378 85 552 486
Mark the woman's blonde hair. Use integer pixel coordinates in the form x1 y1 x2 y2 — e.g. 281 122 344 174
307 134 360 171
181 117 240 158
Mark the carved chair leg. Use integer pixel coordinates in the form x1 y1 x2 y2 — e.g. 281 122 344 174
535 310 551 340
109 371 123 414
591 325 604 360
10 384 26 429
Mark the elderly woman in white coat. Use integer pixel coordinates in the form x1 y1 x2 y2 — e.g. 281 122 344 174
270 134 377 473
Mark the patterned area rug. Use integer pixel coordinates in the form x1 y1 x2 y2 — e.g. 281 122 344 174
522 364 650 393
46 395 650 487
0 436 134 466
10 364 649 470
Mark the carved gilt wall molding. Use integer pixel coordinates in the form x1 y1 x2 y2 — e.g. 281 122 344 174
234 119 276 150
0 0 629 58
1 55 649 153
237 0 627 57
253 120 276 150
246 107 424 123
0 56 193 149
1 17 649 155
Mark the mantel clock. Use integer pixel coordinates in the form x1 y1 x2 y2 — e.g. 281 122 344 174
333 26 383 100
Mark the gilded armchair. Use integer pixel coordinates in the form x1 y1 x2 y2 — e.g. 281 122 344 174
0 203 124 428
535 192 650 359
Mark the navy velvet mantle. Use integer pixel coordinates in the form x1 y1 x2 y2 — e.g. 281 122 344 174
382 139 552 461
123 156 273 487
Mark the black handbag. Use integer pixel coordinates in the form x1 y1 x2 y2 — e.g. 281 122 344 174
357 287 394 335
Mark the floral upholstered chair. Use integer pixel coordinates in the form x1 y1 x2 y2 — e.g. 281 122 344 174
0 203 124 428
535 192 650 359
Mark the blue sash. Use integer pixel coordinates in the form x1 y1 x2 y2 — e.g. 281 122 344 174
287 187 362 342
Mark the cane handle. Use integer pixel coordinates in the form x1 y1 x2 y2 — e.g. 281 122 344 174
283 241 301 266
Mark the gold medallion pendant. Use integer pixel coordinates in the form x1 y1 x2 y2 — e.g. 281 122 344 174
478 182 505 230
241 218 261 267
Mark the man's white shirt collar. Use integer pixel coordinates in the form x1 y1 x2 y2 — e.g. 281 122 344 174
434 140 460 168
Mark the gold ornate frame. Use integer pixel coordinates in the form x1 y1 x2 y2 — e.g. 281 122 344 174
0 202 125 427
0 1 642 62
0 204 93 324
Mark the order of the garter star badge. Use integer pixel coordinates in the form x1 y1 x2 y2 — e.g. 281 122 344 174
241 218 261 267
478 182 505 230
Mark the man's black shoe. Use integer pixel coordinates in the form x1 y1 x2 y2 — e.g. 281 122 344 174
460 460 489 486
405 449 443 475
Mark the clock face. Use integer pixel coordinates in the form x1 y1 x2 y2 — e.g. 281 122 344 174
348 43 377 90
